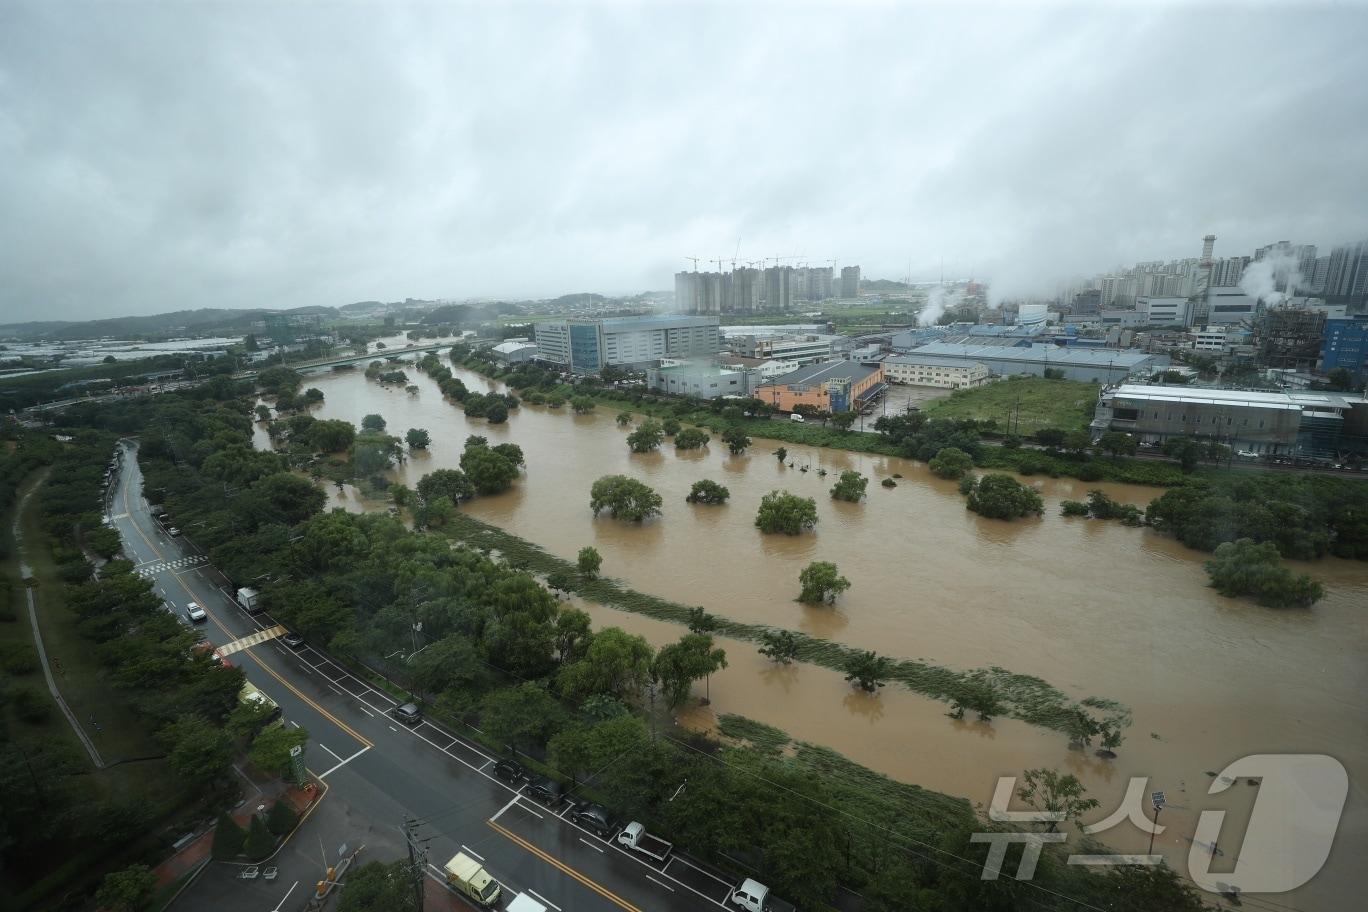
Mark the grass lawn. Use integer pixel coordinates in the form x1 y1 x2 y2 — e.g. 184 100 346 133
920 375 1098 434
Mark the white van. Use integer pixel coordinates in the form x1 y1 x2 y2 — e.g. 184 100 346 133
789 413 805 423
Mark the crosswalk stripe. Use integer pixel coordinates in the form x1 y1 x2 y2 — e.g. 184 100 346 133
216 624 287 657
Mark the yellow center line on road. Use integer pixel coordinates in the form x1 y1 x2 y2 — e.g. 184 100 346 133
166 569 374 750
487 819 643 912
119 460 165 562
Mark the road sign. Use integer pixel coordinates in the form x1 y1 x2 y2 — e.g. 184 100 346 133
1152 790 1166 810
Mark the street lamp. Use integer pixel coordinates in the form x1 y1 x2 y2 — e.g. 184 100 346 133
1148 790 1165 855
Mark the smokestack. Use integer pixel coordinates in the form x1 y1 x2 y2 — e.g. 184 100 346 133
1201 234 1216 265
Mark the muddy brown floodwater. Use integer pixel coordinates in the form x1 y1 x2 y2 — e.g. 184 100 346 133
268 339 1368 908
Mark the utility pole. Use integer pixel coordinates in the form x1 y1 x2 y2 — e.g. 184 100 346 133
403 816 427 912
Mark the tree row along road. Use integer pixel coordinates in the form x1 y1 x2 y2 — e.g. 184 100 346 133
109 441 733 912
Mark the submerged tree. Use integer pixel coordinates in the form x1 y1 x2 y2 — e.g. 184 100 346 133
797 561 850 605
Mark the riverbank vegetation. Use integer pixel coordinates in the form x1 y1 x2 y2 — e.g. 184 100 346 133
920 375 1097 434
1205 539 1325 608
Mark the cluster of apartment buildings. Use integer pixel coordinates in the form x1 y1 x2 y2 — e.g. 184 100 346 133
674 264 860 314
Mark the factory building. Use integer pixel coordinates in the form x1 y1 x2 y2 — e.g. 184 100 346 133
882 353 991 389
907 342 1163 383
1094 384 1368 457
753 361 886 414
533 315 720 375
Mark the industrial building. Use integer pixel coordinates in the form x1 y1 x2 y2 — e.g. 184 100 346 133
1094 384 1368 456
1258 307 1327 370
533 315 720 375
490 340 538 364
906 342 1164 383
724 332 848 366
1204 287 1258 325
645 362 753 399
753 361 886 414
1138 296 1191 327
1321 315 1368 382
882 353 990 389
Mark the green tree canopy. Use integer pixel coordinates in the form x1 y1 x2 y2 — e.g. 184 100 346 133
460 442 520 495
653 633 727 708
928 446 973 479
248 723 309 778
94 865 157 912
405 427 431 449
577 546 602 578
755 490 818 535
480 682 565 750
964 474 1044 520
558 627 654 702
1204 538 1324 608
626 419 665 453
416 468 473 505
798 561 850 604
829 470 868 502
590 475 662 521
361 413 387 432
674 427 710 450
686 479 730 504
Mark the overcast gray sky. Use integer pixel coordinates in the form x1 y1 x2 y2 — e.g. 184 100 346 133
2 1 1366 319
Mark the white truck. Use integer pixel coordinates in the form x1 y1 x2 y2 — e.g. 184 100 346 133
615 821 672 861
729 878 797 912
443 852 501 907
235 587 261 614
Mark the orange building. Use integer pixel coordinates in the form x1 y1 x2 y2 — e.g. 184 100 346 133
753 361 886 414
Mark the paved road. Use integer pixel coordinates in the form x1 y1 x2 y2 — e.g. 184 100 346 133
109 440 742 912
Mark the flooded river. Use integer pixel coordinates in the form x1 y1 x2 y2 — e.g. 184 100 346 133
269 341 1368 908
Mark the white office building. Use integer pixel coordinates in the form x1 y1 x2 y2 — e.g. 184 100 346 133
883 354 991 389
1139 296 1191 326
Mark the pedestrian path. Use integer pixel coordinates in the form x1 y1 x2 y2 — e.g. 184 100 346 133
217 625 287 658
136 555 207 577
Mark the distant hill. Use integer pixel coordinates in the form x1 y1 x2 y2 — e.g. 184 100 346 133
861 279 911 293
545 293 607 309
340 300 384 312
0 306 340 341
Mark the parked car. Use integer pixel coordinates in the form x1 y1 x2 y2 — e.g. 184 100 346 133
568 802 616 838
166 526 181 537
524 775 565 807
493 758 526 784
185 602 206 623
281 631 305 649
394 703 422 725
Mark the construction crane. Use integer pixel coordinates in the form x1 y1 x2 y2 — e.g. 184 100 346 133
685 257 700 271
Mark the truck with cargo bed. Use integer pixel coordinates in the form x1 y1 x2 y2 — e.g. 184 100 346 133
444 852 501 907
616 821 672 861
235 587 261 614
729 878 797 912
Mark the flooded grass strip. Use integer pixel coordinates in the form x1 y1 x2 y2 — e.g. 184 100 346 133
715 714 973 837
443 512 1130 739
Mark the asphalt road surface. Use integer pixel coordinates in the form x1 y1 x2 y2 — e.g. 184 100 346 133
109 439 744 912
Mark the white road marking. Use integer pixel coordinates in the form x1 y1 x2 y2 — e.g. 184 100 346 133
646 875 676 893
356 704 375 717
490 793 522 823
270 880 298 912
388 725 399 732
318 745 370 779
328 683 344 695
318 742 345 764
516 800 544 820
459 845 484 861
579 838 605 854
528 889 561 910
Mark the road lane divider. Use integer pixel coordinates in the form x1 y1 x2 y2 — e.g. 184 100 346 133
487 819 643 912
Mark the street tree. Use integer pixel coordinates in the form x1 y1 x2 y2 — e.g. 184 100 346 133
480 682 565 751
95 865 156 912
553 608 593 664
755 490 818 535
558 627 654 701
1015 768 1100 832
157 714 233 788
243 814 275 860
797 561 850 604
686 479 730 504
843 651 892 693
829 470 868 502
211 813 245 859
337 861 415 912
577 546 602 578
266 799 299 836
248 724 309 778
1096 431 1137 460
406 427 431 449
590 475 662 521
829 411 857 431
410 635 485 696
